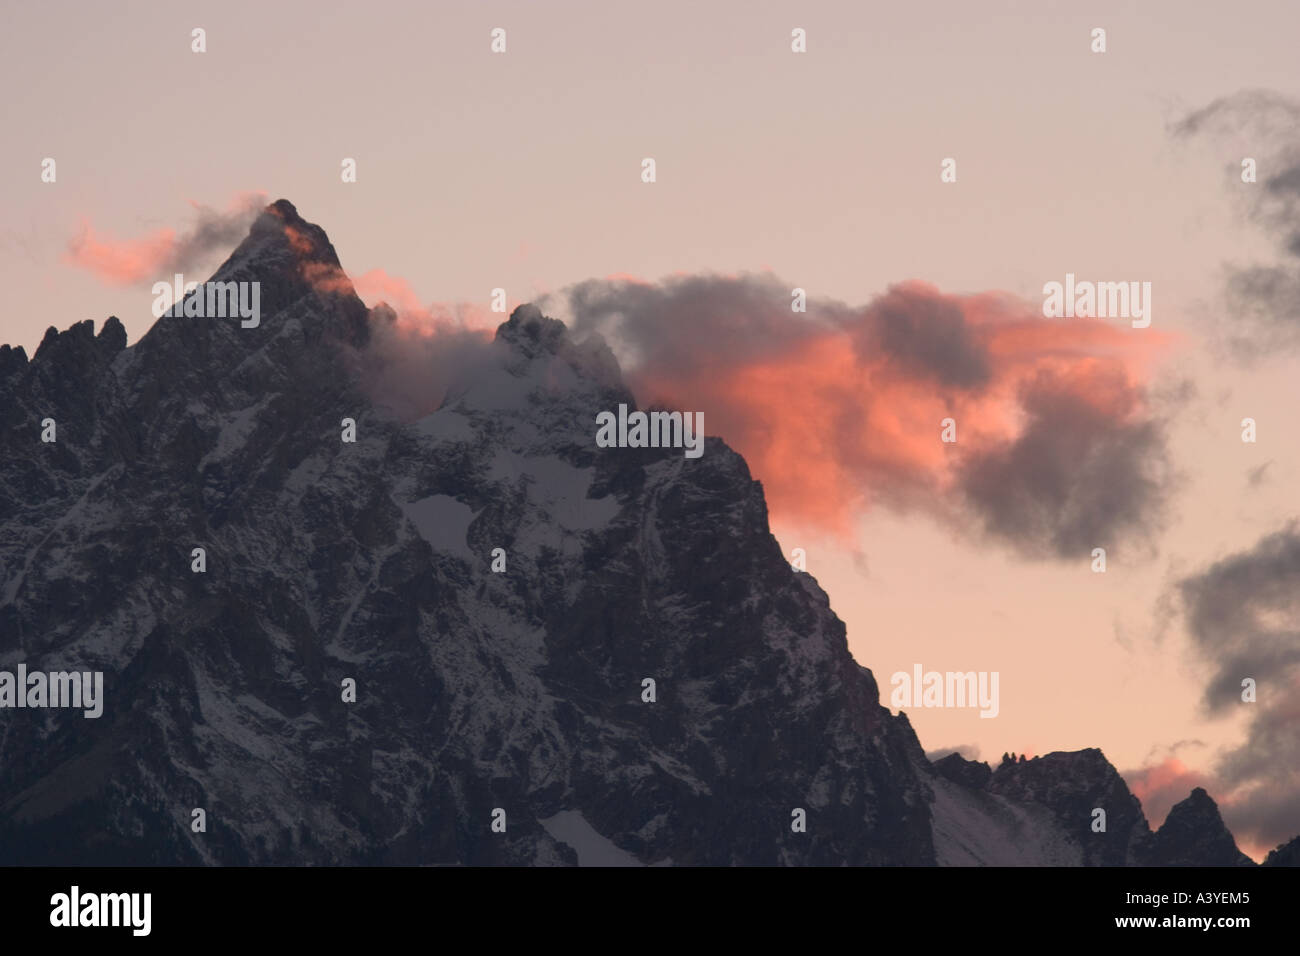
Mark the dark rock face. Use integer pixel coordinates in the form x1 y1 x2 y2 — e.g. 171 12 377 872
1264 835 1300 866
1145 788 1255 867
933 753 992 790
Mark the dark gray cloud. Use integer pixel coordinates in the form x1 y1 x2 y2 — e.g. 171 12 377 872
349 304 498 421
561 273 994 389
1174 90 1300 357
1246 460 1274 487
559 273 844 376
1171 89 1300 139
1177 524 1300 848
159 195 267 274
1180 524 1300 711
1224 265 1300 350
855 284 992 388
556 274 1172 559
959 375 1173 560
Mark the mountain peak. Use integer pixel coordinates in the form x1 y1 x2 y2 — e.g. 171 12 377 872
496 303 568 356
133 200 370 354
259 199 342 268
210 199 348 288
267 197 301 219
479 303 626 398
1147 787 1254 866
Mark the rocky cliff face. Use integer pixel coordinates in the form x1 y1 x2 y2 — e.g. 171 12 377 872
0 202 1286 865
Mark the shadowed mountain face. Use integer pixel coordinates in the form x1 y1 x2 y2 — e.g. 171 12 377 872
1264 835 1300 866
0 202 1282 865
1144 788 1255 867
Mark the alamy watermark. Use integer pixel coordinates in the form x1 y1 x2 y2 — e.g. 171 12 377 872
152 273 261 328
595 403 704 458
1042 273 1151 328
50 886 150 936
890 664 999 718
0 664 103 718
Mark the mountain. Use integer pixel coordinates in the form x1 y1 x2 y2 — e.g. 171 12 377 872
0 201 1284 865
1143 788 1254 867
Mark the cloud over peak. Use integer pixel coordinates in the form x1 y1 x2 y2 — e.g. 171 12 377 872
559 273 1174 557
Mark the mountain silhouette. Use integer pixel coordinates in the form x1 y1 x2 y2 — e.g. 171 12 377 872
0 202 1286 865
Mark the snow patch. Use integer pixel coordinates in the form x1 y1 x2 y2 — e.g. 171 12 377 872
489 451 619 532
198 398 272 470
412 408 475 444
930 774 1083 866
539 811 642 867
398 495 477 560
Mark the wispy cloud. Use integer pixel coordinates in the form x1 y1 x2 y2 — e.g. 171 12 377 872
1173 524 1300 851
63 192 267 285
1174 90 1300 358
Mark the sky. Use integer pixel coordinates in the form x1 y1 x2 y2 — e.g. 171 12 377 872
2 0 1299 860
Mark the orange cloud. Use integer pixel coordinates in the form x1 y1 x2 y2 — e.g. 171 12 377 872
298 261 498 340
64 192 267 286
1125 757 1214 828
64 223 177 285
621 283 1171 545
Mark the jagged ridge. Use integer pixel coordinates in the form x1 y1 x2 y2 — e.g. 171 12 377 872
0 202 1291 866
